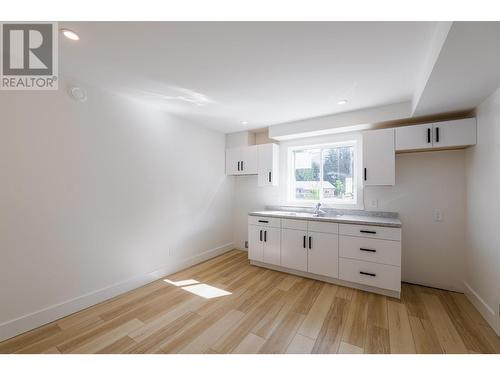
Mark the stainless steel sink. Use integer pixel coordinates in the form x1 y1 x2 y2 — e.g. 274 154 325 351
258 210 343 219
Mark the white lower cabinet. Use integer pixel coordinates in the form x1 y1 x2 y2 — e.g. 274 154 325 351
281 228 308 271
339 258 401 292
248 224 281 266
339 235 401 266
248 215 402 297
307 231 339 278
338 224 401 294
281 224 339 277
263 227 281 265
248 225 264 261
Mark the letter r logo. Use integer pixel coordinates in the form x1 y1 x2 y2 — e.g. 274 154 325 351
2 23 53 75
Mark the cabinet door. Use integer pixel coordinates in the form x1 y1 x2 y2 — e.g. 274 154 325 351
263 227 281 266
248 225 263 261
432 118 476 148
363 128 395 186
395 123 433 151
225 148 241 175
240 146 258 175
307 232 339 278
258 144 279 187
281 228 308 272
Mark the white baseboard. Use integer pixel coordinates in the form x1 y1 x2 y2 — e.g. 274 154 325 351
0 243 234 342
463 281 500 336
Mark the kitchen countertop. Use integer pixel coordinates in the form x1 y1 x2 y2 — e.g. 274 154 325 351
249 210 402 228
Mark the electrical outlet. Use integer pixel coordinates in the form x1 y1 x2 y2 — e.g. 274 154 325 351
369 199 378 209
433 209 443 222
244 241 248 249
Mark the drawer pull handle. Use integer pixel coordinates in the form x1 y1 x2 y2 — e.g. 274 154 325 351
360 230 376 234
303 235 306 249
360 271 376 277
258 220 269 223
360 248 376 253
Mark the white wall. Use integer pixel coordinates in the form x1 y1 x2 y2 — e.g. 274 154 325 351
233 133 467 293
0 81 234 340
464 87 500 335
365 150 466 292
232 175 280 250
225 131 255 148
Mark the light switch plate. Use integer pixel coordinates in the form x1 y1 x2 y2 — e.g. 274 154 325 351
434 209 443 222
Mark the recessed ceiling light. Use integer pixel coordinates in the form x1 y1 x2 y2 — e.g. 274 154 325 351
240 121 248 125
61 29 80 41
337 99 348 105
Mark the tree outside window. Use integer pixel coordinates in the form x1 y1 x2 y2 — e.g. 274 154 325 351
291 143 355 203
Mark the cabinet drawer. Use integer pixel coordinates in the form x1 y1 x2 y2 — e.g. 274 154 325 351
248 215 281 228
339 258 401 292
307 221 339 234
339 223 401 241
281 218 308 230
339 235 401 266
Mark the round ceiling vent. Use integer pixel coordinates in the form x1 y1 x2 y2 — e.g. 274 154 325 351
70 87 87 102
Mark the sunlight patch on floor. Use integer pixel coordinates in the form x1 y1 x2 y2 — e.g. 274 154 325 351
181 283 232 299
163 278 232 299
163 279 199 287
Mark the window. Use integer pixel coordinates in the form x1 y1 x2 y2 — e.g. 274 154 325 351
288 142 357 204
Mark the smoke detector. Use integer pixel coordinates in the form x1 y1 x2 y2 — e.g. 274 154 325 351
70 87 87 102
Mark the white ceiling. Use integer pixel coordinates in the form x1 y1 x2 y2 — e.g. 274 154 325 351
412 22 500 116
60 22 438 133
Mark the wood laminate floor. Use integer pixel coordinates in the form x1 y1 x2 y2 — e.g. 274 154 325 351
1 250 499 354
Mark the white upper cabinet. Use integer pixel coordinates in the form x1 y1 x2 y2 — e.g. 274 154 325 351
240 146 258 175
225 146 258 176
432 118 476 148
395 118 476 151
225 147 241 175
257 143 279 187
395 123 433 151
226 144 280 185
362 128 395 186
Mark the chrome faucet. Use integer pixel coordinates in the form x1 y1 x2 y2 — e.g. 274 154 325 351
314 203 326 216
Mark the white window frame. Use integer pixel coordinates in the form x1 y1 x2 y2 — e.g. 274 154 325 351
283 133 363 209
